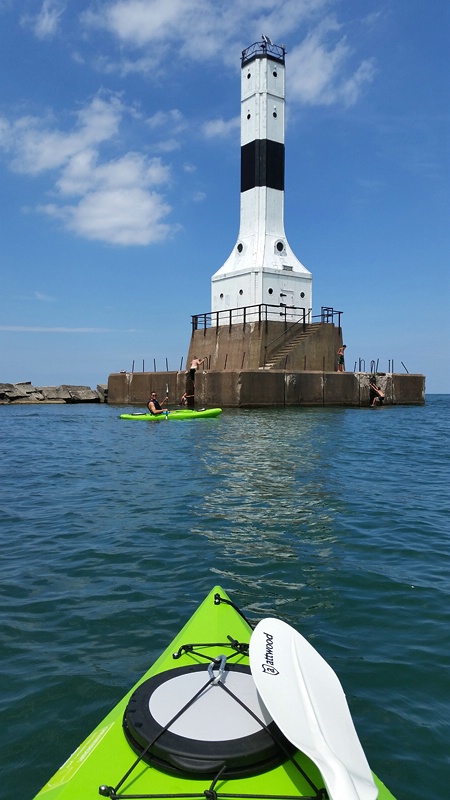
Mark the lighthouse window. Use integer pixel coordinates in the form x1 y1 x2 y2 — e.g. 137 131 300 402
276 241 284 252
273 71 277 77
268 288 273 294
273 112 277 118
247 113 251 119
300 292 305 298
247 72 251 79
239 289 243 295
237 243 243 253
220 293 224 299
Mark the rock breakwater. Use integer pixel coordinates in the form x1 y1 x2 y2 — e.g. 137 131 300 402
0 382 107 404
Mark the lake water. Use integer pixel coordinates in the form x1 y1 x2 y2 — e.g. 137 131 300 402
1 397 449 799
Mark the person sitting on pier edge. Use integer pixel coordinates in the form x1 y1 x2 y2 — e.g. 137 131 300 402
189 356 206 382
337 345 346 372
147 391 168 415
369 378 385 407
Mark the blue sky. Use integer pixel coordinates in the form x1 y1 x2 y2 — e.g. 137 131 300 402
0 0 448 392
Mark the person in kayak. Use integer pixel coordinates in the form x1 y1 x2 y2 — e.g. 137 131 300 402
147 391 168 415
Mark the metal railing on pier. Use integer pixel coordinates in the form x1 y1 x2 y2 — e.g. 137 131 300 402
192 303 299 333
353 359 410 375
128 357 184 373
192 304 341 335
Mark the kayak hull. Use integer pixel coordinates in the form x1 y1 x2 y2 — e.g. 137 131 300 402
120 408 222 421
33 587 396 799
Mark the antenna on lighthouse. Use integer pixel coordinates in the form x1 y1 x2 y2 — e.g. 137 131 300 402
261 34 272 45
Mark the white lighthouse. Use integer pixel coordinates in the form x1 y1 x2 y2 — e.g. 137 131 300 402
211 39 312 322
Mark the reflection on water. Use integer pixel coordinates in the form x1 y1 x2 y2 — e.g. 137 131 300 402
191 410 344 611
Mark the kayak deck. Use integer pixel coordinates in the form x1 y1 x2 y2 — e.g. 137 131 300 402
120 408 222 421
33 587 396 800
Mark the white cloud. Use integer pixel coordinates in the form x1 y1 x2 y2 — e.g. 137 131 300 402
288 18 376 106
146 110 187 152
34 291 56 302
21 0 65 40
202 116 240 139
337 58 377 107
83 0 200 48
56 150 170 196
81 2 375 108
82 0 332 72
0 95 123 175
41 185 173 245
0 94 176 246
146 109 185 131
153 138 181 154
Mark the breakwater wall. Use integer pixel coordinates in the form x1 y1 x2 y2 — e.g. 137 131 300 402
108 370 425 407
0 382 107 404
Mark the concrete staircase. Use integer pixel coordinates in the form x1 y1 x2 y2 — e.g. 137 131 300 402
261 323 322 369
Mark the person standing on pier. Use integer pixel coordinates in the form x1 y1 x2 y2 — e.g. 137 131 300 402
337 345 346 372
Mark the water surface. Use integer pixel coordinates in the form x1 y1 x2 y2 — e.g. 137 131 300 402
1 397 449 798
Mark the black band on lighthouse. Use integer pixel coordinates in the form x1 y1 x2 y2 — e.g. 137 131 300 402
241 140 285 193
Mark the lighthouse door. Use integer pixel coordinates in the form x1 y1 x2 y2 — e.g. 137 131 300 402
279 289 295 322
279 289 294 307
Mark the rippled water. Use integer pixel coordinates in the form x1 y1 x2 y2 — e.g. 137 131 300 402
1 397 449 799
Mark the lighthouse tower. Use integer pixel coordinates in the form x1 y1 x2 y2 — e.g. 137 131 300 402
212 39 312 321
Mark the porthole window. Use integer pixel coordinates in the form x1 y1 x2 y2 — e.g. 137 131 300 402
268 288 273 295
273 112 277 118
276 241 284 252
273 71 277 78
300 292 305 298
247 113 251 120
237 243 243 253
247 72 251 79
220 293 224 299
239 289 243 296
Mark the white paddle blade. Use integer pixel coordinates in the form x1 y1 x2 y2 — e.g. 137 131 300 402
249 618 378 800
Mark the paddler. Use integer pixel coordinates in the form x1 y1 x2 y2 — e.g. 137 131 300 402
147 391 168 415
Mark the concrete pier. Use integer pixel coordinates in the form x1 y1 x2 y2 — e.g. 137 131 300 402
187 319 342 372
107 370 425 408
